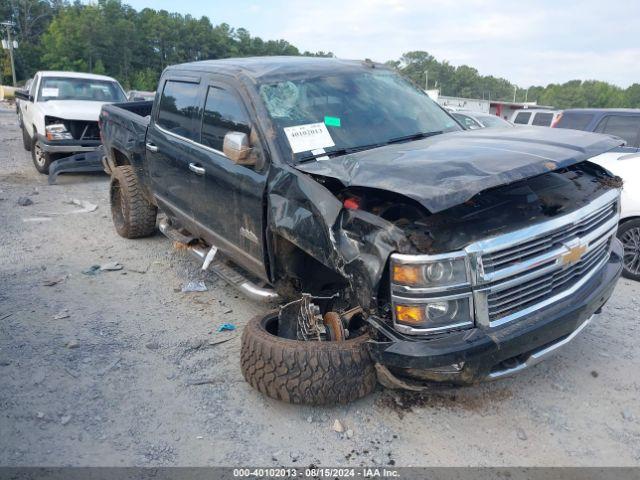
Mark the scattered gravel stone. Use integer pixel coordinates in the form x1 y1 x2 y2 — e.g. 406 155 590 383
272 451 282 461
332 419 345 433
36 412 44 419
346 429 354 439
60 415 71 425
622 410 633 421
306 416 313 423
516 428 528 441
66 339 80 349
17 197 33 206
145 341 160 350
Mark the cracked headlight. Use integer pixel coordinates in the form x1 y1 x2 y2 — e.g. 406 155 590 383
45 123 73 141
390 252 474 333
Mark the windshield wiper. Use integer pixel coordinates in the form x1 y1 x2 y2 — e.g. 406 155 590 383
297 142 385 163
386 130 443 145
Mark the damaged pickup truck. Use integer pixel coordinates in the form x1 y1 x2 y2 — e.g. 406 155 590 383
99 57 624 404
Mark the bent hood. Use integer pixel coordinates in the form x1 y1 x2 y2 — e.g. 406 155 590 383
41 100 111 122
295 127 623 213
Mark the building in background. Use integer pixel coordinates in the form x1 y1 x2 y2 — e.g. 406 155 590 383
426 90 555 119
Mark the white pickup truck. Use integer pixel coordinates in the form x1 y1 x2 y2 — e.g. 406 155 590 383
16 71 127 174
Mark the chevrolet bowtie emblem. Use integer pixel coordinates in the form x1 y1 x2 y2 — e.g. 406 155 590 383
561 243 587 266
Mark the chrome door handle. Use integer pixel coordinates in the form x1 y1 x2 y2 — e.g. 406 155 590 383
145 142 158 153
189 163 205 175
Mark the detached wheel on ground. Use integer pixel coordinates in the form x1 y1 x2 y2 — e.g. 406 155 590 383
110 165 157 238
240 311 377 405
618 219 640 281
31 138 51 174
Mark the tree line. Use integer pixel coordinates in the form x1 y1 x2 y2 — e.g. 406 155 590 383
2 0 638 108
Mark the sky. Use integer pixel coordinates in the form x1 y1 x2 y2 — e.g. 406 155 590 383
124 0 640 88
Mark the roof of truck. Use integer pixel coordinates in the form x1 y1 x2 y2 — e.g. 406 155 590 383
37 71 119 82
170 56 386 82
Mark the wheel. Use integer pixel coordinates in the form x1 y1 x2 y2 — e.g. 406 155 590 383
618 219 640 281
240 311 377 405
22 125 31 151
31 137 51 174
110 165 157 238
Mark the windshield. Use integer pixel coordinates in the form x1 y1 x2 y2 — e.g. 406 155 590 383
258 70 461 162
38 77 126 102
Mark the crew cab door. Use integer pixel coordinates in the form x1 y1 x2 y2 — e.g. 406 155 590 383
187 81 268 279
145 76 202 223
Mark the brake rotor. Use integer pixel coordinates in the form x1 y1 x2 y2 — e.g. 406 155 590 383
323 311 346 341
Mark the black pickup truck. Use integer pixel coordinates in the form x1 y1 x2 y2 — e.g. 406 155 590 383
100 57 624 404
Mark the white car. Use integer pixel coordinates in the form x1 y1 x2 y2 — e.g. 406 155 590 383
511 109 561 127
16 71 127 174
590 151 640 280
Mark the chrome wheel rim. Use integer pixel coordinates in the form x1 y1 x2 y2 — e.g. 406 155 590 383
621 226 640 275
34 143 46 167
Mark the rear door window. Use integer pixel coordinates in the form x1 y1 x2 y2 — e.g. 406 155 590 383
532 112 554 126
156 80 201 141
452 113 481 130
594 115 640 147
200 86 251 151
513 112 531 124
556 112 594 130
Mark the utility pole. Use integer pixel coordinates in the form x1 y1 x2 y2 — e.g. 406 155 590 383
1 21 17 87
425 70 428 91
513 85 517 103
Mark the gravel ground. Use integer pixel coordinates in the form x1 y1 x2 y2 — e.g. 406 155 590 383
1 100 639 467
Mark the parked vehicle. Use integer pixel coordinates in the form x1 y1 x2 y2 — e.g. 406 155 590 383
553 109 640 280
15 71 127 174
451 110 513 129
100 57 623 404
511 109 560 127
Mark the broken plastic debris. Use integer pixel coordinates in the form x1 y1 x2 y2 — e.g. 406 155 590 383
202 246 218 270
181 281 207 293
216 323 236 332
65 198 98 213
100 262 123 271
82 265 101 276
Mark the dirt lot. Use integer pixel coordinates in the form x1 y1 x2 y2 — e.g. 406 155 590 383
1 100 639 467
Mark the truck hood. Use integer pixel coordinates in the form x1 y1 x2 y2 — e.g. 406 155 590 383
295 127 623 213
41 100 111 122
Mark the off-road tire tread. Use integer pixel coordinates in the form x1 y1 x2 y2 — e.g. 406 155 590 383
111 165 157 238
240 312 377 405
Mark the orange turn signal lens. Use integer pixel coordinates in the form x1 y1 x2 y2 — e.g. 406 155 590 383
395 305 426 325
392 264 422 286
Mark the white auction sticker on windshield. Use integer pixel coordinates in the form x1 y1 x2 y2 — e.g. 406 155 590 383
284 122 335 153
42 88 59 97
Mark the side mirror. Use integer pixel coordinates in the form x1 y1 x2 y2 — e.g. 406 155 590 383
15 90 33 102
223 131 254 166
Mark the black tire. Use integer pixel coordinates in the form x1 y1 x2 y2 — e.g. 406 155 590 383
240 311 377 405
618 219 640 281
22 125 31 151
110 165 157 238
31 137 51 174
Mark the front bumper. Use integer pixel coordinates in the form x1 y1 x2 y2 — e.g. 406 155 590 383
37 134 101 154
368 239 623 385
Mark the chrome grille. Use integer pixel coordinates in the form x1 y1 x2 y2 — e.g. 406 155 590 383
482 199 617 272
465 189 620 328
487 238 610 321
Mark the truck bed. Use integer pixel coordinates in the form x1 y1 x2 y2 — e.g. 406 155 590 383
100 101 152 173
